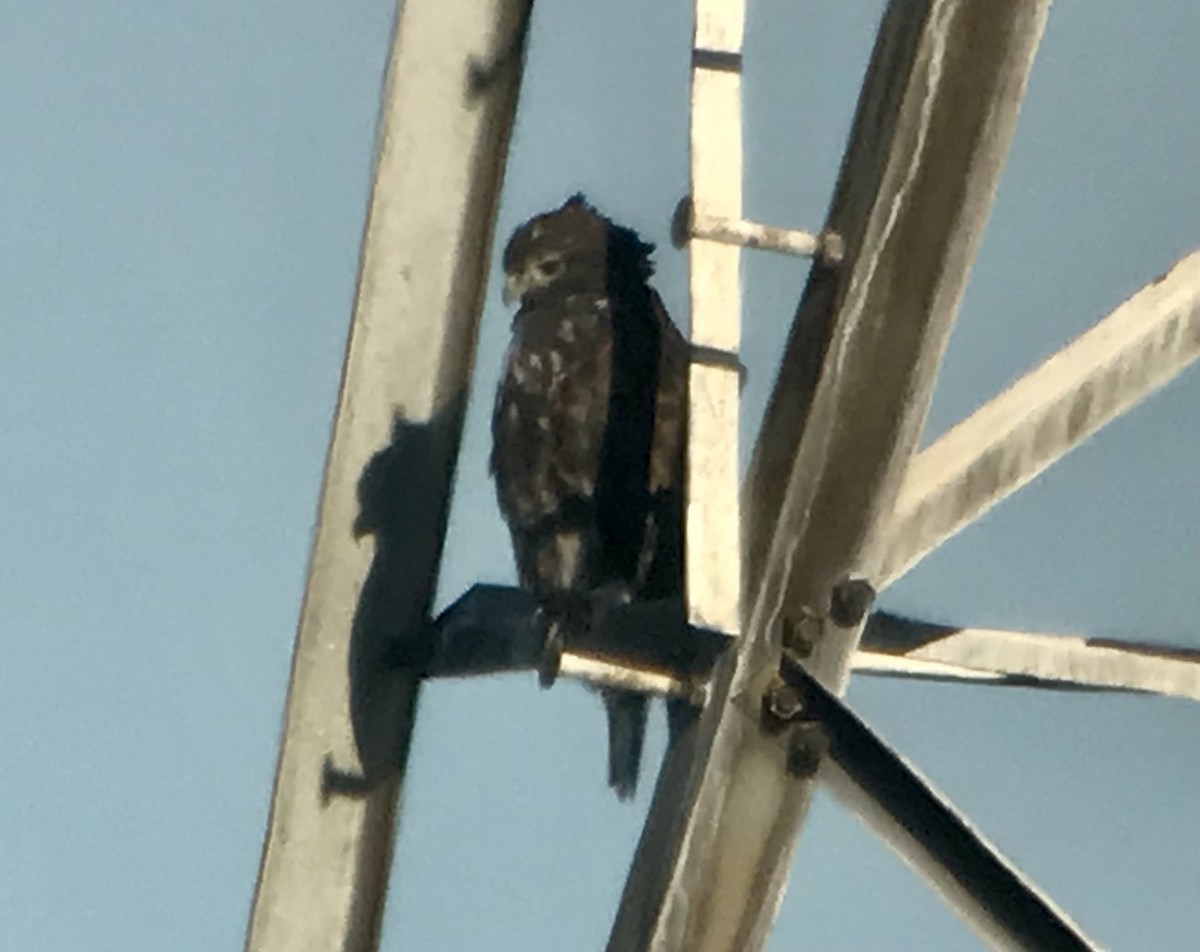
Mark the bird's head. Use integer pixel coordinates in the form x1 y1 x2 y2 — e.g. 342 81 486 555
501 193 656 305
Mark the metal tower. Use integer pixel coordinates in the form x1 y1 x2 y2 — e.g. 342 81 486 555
246 1 1199 950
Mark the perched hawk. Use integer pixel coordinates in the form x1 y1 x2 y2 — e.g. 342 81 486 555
490 194 689 800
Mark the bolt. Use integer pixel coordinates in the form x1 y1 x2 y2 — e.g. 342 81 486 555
671 196 695 249
817 229 845 267
781 614 816 657
786 722 831 779
829 576 876 628
762 680 805 733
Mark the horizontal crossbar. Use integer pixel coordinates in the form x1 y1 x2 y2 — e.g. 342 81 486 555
671 196 843 263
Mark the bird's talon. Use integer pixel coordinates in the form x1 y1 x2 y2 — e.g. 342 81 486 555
539 626 563 688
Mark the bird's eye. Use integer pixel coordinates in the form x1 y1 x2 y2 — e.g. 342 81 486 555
537 257 565 279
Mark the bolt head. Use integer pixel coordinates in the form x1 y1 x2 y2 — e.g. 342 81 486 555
786 723 830 779
671 197 694 249
781 615 815 657
829 577 876 628
762 680 804 733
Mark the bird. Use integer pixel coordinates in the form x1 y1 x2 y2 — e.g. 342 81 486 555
490 193 689 800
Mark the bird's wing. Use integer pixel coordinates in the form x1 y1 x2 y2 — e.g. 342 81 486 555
629 289 689 600
491 293 614 532
648 288 689 497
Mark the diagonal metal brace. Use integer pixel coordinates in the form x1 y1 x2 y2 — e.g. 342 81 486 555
773 653 1105 952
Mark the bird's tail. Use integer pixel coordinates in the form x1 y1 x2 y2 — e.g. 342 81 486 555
603 689 649 801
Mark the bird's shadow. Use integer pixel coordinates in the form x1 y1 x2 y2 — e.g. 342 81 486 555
323 400 465 800
465 3 533 100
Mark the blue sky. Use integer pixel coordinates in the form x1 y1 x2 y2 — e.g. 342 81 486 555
0 1 1196 951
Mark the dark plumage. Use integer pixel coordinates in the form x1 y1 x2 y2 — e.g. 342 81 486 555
490 194 688 799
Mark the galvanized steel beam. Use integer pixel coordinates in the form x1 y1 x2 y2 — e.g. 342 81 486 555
855 612 1200 700
244 1 530 949
609 2 1051 950
879 250 1200 588
682 0 747 637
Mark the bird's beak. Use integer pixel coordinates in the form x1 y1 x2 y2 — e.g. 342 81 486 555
502 272 525 307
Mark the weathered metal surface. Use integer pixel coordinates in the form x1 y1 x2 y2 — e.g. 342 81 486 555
856 612 1200 700
673 199 834 261
421 587 1200 700
880 250 1200 588
684 0 747 637
422 584 726 693
244 1 531 949
609 2 1052 950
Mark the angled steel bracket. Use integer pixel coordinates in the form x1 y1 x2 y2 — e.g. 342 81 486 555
421 584 731 703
